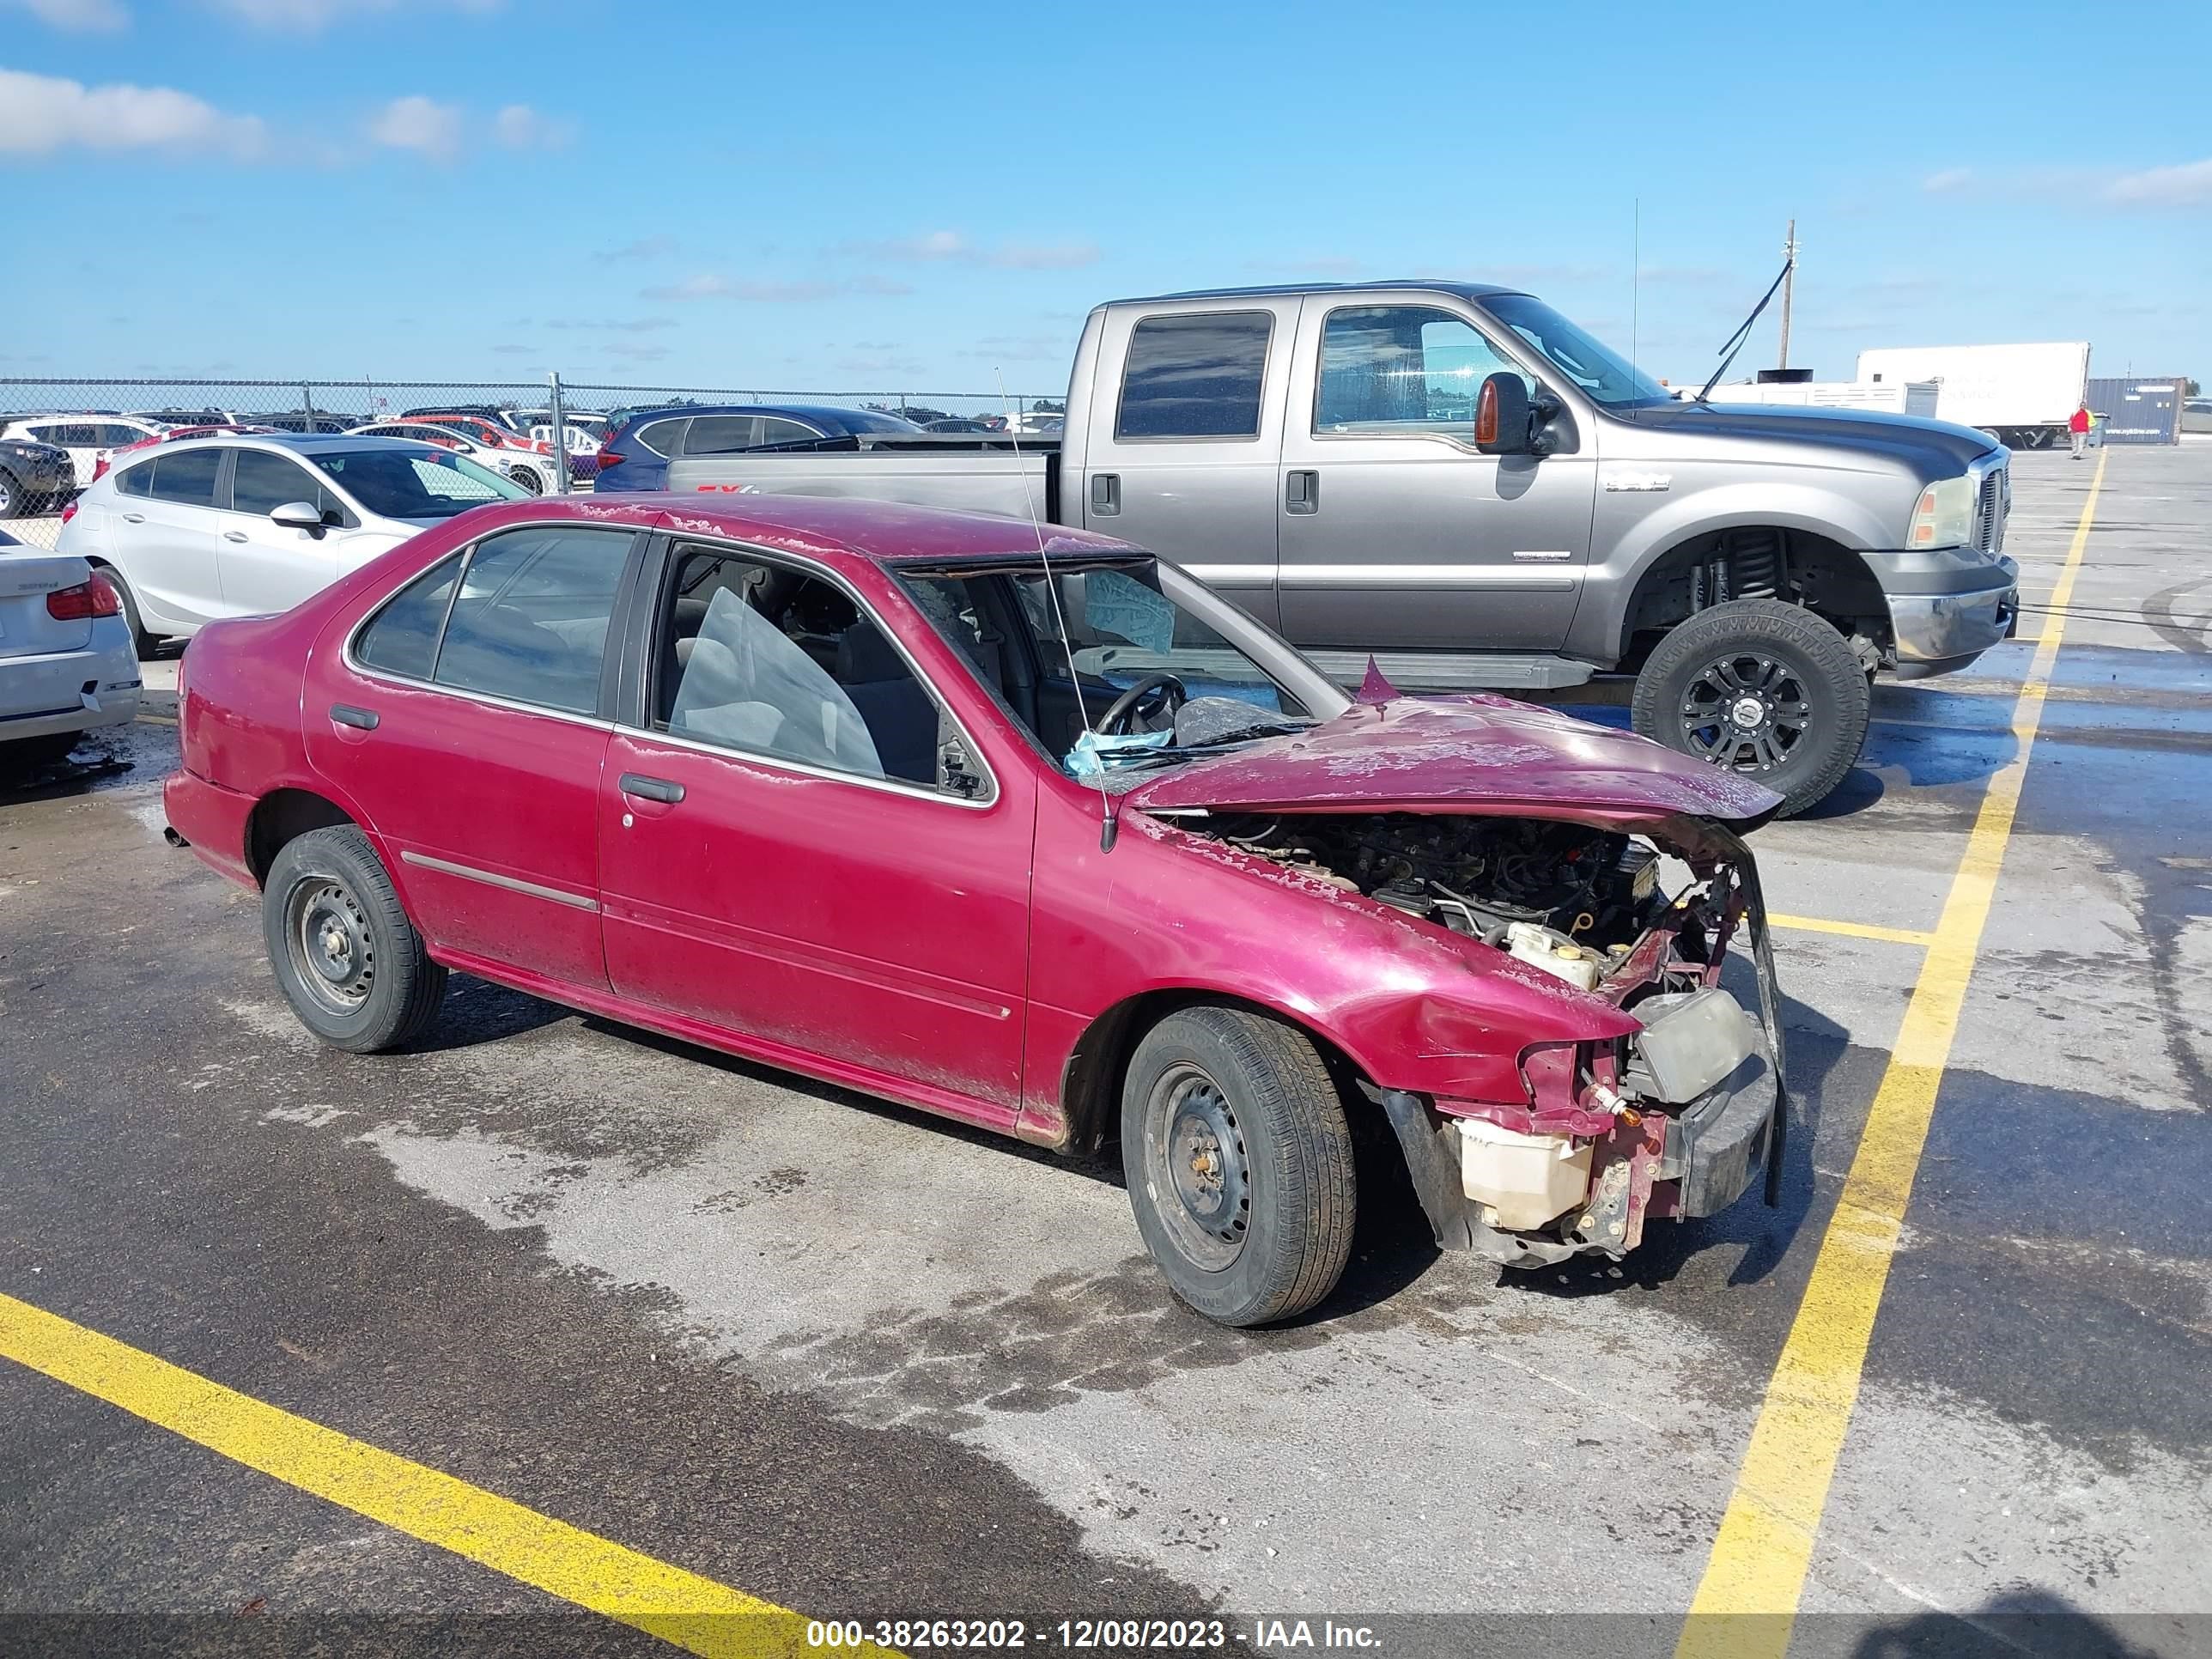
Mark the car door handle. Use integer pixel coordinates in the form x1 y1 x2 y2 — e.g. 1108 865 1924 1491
618 773 684 805
121 512 144 524
1089 472 1121 516
329 703 379 731
222 530 248 543
1285 470 1320 514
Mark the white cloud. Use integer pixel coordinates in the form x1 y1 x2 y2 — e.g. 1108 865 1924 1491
5 0 129 30
2106 157 2212 208
368 94 462 161
838 229 1101 270
1922 167 1974 194
0 67 264 157
493 103 574 150
206 0 500 27
643 274 843 302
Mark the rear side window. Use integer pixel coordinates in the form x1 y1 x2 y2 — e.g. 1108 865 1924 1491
430 527 630 714
1115 311 1273 440
683 416 760 455
754 416 822 446
632 417 686 457
356 554 461 680
115 461 155 498
150 448 222 506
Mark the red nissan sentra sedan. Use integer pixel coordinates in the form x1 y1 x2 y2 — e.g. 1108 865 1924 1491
165 494 1786 1327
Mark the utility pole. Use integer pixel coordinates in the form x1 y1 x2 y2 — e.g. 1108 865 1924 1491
1778 217 1799 371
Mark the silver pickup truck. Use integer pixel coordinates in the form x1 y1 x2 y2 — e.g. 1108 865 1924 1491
660 281 2020 815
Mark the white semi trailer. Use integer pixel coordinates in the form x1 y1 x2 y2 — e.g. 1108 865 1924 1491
1855 342 2091 448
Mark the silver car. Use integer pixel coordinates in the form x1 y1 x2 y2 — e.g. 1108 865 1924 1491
54 434 530 653
0 533 141 774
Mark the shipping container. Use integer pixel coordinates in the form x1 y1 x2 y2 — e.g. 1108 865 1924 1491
2084 376 2183 445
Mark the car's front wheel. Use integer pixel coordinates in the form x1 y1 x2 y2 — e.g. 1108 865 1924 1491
508 465 544 495
1121 1006 1355 1328
1631 598 1871 818
263 825 447 1052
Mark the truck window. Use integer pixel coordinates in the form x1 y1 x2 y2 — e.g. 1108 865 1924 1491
1115 311 1273 441
1314 306 1528 437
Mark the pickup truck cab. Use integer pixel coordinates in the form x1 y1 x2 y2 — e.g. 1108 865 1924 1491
667 282 2021 815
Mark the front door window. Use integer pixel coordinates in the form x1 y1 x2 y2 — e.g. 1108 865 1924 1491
1314 306 1528 440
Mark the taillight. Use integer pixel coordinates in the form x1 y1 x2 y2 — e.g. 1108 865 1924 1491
596 448 623 470
47 574 123 621
91 456 110 483
60 497 79 524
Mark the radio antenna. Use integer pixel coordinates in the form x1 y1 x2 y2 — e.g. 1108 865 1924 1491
996 371 1119 851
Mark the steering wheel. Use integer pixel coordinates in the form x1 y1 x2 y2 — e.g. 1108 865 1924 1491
1097 672 1188 735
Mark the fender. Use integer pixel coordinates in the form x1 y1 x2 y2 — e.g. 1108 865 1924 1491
1569 477 1899 663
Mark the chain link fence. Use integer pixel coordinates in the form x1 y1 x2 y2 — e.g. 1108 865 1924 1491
0 374 1061 548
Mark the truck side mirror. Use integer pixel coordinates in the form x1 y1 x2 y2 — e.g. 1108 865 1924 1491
1474 373 1534 455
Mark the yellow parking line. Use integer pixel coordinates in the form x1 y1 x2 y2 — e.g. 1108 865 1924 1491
0 1290 896 1659
1766 914 1935 949
1677 447 2106 1658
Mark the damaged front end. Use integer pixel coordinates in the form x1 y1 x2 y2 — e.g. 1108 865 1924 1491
1168 806 1786 1268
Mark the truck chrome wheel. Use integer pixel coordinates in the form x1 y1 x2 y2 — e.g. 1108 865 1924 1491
287 878 376 1014
1146 1063 1251 1271
1678 652 1811 774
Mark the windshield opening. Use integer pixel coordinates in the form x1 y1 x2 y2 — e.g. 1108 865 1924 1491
312 446 531 519
896 556 1345 784
1483 294 1672 410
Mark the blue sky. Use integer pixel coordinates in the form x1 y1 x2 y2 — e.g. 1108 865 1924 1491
2 0 2205 398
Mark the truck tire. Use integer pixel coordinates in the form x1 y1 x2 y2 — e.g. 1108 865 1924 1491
263 825 447 1052
1632 599 1870 818
1121 1006 1355 1328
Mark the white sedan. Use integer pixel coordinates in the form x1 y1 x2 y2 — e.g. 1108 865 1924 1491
344 420 555 493
53 434 528 654
0 533 141 774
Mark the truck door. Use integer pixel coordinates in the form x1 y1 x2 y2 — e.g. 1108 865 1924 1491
1074 299 1297 629
1275 296 1596 653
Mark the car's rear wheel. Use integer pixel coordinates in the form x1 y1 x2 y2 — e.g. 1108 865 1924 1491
1121 1006 1355 1328
0 469 22 520
263 825 447 1052
1631 598 1870 818
92 562 162 659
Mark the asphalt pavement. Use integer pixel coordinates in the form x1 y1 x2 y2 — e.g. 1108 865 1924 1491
2 444 2208 1657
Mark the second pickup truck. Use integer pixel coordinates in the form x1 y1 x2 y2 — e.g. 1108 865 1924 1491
640 280 2023 815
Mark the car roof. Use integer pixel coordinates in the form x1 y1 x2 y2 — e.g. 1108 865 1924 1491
127 433 452 458
1103 279 1531 305
454 491 1142 568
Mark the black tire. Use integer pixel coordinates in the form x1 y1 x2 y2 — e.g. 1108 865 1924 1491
263 825 447 1052
1121 1006 1355 1328
1632 598 1871 818
93 562 162 659
0 469 22 520
0 732 77 775
508 465 544 495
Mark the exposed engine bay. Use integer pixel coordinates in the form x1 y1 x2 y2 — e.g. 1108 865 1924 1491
1202 811 1678 993
1182 809 1781 1273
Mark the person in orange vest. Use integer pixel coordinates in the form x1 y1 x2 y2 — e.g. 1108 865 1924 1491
2069 403 2092 459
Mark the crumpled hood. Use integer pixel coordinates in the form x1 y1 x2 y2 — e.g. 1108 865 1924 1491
1124 693 1783 832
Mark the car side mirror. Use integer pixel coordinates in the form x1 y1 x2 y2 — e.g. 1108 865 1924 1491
1474 373 1534 455
270 501 324 531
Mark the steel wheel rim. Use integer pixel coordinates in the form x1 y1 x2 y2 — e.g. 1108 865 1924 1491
286 878 375 1015
1678 651 1813 775
1144 1063 1250 1272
